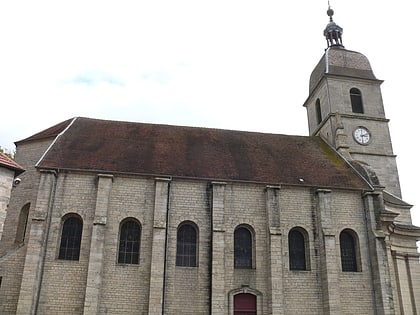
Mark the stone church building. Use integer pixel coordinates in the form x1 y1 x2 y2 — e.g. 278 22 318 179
0 8 419 315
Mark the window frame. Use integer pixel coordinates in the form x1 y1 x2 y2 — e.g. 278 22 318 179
15 203 30 244
315 98 322 124
234 225 254 269
58 214 83 261
350 88 364 114
339 229 361 272
117 218 141 265
288 227 310 271
176 221 198 267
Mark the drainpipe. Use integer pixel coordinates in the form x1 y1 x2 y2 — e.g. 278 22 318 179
162 180 171 314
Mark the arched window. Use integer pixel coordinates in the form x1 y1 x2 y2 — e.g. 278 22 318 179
176 222 198 267
340 229 360 272
58 215 83 261
234 226 253 269
118 218 141 264
15 203 30 244
288 228 309 270
315 98 322 124
234 293 257 315
350 88 364 113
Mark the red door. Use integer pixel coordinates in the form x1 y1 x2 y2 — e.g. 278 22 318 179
234 293 257 315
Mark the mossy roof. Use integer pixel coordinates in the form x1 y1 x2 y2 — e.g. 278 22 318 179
21 117 370 190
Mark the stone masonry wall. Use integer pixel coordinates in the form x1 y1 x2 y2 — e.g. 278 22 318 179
34 172 97 314
1 167 395 314
99 176 156 314
164 180 211 314
0 139 53 314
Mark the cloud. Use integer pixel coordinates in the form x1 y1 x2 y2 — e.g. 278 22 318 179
66 69 124 87
140 71 171 85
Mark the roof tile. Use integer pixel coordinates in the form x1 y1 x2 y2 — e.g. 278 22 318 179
34 117 369 189
0 152 24 174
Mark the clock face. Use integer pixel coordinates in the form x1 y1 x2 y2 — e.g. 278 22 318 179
353 127 371 144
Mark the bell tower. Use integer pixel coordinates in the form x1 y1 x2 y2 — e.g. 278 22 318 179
303 6 402 199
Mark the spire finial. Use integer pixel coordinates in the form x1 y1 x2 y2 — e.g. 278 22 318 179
327 1 334 22
323 2 344 48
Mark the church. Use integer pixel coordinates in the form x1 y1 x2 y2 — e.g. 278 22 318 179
0 7 419 315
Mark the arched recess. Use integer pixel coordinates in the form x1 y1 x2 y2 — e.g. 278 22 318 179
176 221 199 267
58 213 83 261
339 228 362 272
234 225 255 269
315 98 322 124
118 217 141 264
288 226 311 271
350 88 364 113
15 203 30 244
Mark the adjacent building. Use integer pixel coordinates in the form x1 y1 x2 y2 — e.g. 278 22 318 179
0 152 24 240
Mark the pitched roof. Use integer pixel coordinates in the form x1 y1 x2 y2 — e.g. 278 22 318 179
31 117 370 190
0 152 24 175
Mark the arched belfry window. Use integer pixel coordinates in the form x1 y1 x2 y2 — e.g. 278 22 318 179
350 88 364 113
58 214 83 261
176 222 198 267
288 227 310 271
234 226 253 269
315 98 322 124
15 203 30 244
340 229 361 272
118 218 141 264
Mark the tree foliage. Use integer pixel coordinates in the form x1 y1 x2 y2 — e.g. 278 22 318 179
0 146 15 160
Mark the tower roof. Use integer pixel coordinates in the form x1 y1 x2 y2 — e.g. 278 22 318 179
309 47 379 93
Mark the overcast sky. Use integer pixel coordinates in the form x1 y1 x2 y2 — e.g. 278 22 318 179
1 0 419 227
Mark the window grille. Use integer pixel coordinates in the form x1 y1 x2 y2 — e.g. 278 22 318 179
234 227 252 269
58 216 83 260
340 230 358 272
118 219 141 264
176 224 197 267
289 229 307 270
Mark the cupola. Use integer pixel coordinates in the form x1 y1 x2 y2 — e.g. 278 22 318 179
323 6 343 48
